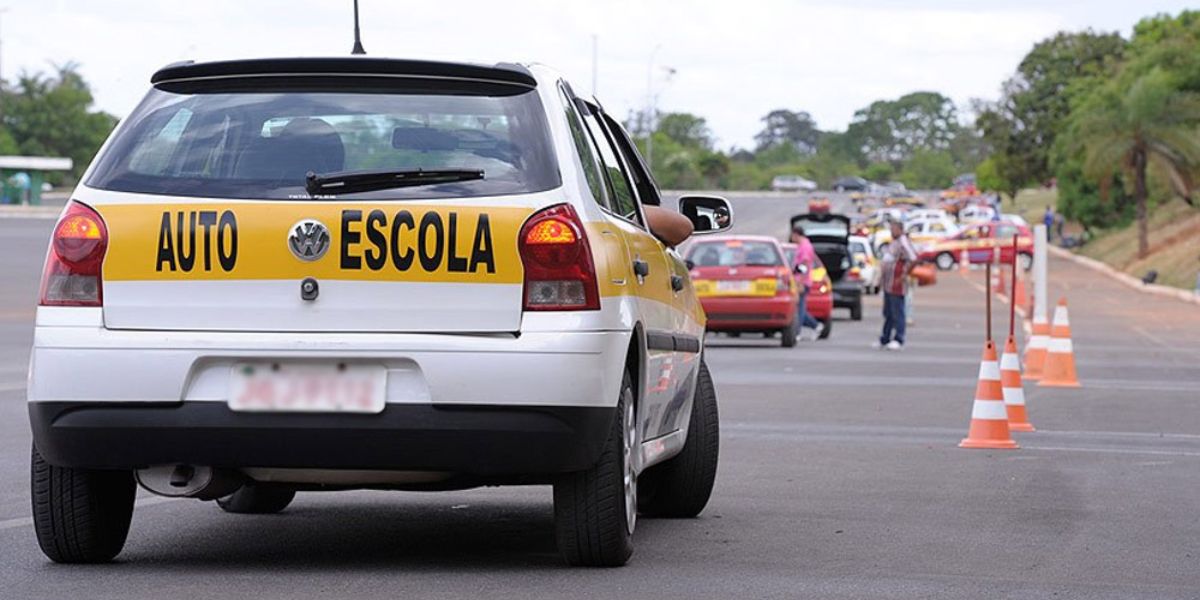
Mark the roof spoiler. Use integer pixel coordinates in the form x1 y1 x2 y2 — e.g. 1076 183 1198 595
151 57 536 89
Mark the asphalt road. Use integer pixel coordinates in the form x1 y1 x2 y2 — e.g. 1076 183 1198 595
2 195 1200 599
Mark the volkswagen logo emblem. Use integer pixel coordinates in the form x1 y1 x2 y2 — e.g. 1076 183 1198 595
288 219 331 261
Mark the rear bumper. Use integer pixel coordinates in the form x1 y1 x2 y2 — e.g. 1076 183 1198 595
699 295 795 331
832 283 862 309
806 292 833 319
30 401 613 474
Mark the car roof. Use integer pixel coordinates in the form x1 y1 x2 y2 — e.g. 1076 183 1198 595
151 57 538 88
694 234 781 244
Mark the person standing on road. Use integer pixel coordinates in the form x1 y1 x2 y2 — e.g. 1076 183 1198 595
1044 206 1055 242
875 218 918 350
790 225 824 341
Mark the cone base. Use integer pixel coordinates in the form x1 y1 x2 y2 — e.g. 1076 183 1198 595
1009 423 1036 432
1038 380 1081 388
959 438 1019 449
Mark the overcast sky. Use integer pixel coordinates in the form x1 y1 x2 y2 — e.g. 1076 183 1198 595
3 0 1195 149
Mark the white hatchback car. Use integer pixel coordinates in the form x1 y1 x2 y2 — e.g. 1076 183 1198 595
28 57 728 567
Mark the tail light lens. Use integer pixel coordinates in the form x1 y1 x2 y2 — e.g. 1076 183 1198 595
40 201 108 306
847 266 862 281
776 272 792 293
519 203 600 311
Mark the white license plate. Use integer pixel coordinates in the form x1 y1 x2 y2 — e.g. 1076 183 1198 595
229 361 386 413
717 280 752 292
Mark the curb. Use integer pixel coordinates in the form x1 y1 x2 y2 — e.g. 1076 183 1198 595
1047 245 1200 307
0 206 60 220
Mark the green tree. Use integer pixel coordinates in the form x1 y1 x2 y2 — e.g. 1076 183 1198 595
897 150 956 189
844 92 960 167
1 64 117 180
754 109 820 154
657 112 712 150
1068 68 1200 257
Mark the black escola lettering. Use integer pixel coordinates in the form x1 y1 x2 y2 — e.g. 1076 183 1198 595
175 211 197 271
217 211 237 271
418 212 444 272
470 214 495 274
198 211 217 271
341 210 362 269
446 212 468 273
389 210 415 271
364 209 387 271
156 212 176 272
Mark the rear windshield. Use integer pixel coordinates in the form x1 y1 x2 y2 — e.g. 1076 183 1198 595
796 219 849 238
688 241 782 267
87 86 559 200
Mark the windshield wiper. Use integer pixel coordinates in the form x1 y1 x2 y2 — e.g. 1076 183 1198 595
304 168 484 196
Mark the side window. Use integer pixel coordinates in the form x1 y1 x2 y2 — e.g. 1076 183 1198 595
581 112 641 224
600 113 662 207
558 86 608 210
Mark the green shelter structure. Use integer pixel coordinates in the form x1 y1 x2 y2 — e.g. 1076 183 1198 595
0 156 73 205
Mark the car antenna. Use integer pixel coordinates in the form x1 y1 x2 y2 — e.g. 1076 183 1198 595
351 0 367 55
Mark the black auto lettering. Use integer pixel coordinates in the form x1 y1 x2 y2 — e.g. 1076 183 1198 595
470 214 495 274
198 211 217 271
364 209 387 271
446 212 468 273
217 210 237 271
156 212 176 272
341 210 362 269
418 212 444 272
389 210 415 271
176 211 197 272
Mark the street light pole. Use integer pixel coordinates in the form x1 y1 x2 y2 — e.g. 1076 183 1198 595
645 44 661 167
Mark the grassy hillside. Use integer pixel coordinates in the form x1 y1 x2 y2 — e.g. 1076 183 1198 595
1004 190 1200 291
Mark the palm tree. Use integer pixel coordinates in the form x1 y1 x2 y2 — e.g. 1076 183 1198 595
1072 68 1200 258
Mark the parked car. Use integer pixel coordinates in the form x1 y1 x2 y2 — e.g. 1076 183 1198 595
905 217 961 250
781 243 833 338
791 213 863 320
848 235 880 295
919 222 1034 271
958 204 996 224
688 236 800 347
832 176 869 192
772 175 818 192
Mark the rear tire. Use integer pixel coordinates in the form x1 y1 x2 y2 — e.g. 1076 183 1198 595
850 302 863 321
31 444 135 564
818 318 833 340
781 321 797 347
639 360 719 518
936 252 956 271
217 483 296 514
554 371 636 567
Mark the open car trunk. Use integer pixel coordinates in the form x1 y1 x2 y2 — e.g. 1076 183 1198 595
791 213 851 282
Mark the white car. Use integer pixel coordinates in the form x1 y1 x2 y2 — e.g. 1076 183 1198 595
28 56 727 567
771 174 818 192
848 235 880 294
1001 213 1029 227
959 205 997 223
907 208 949 222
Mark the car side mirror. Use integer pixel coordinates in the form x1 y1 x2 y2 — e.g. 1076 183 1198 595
679 195 733 235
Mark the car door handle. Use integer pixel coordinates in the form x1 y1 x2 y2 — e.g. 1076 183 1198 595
670 275 685 292
632 259 650 278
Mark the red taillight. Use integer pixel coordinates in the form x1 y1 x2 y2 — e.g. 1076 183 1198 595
847 266 862 281
518 203 600 311
40 201 107 307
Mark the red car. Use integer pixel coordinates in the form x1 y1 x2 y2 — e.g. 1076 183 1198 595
919 222 1034 271
686 236 799 347
781 243 833 339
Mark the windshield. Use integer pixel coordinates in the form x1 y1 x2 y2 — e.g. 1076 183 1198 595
688 240 782 267
86 87 559 200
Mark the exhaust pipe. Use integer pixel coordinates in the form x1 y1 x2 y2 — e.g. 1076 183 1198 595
136 465 244 500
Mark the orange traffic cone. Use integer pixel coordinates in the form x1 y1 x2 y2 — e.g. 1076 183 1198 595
1024 316 1050 380
1039 298 1081 388
1001 336 1035 432
959 248 970 274
960 340 1019 449
992 264 1007 294
1012 269 1029 314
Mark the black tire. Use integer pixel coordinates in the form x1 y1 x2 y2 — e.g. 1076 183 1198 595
781 320 797 347
935 252 956 271
639 360 719 518
850 302 863 321
31 444 135 564
554 371 636 567
818 318 833 340
217 483 296 514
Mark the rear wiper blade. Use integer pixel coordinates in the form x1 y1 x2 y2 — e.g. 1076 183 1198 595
305 168 484 195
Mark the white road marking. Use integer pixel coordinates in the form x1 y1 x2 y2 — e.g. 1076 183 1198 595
0 496 180 531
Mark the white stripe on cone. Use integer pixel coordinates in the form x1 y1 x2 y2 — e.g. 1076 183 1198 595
1000 353 1021 370
971 400 1008 420
1048 337 1073 353
1053 306 1069 326
1002 387 1026 406
977 361 1001 381
1027 335 1048 349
